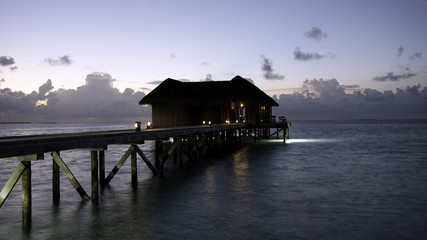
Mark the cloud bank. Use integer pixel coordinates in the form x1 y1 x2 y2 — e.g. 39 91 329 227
273 78 427 120
260 55 285 80
1 75 426 122
0 73 149 122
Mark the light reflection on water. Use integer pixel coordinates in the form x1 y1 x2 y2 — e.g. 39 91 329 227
203 165 217 213
231 147 252 239
286 138 341 144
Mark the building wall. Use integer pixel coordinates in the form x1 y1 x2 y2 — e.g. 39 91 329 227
151 102 194 128
151 101 275 127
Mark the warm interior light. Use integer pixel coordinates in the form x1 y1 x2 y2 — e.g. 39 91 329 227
226 120 230 124
135 121 141 131
146 121 152 129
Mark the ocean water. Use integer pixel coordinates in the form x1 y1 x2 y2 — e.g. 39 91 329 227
1 120 427 240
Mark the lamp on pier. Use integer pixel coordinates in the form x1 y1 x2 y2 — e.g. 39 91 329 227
146 121 152 129
208 121 212 126
135 121 141 132
203 120 206 125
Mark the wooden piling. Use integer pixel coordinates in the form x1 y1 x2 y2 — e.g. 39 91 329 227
51 152 90 200
105 146 133 184
21 161 31 230
0 162 25 208
99 150 105 187
53 152 60 202
91 151 98 204
133 145 157 175
155 140 163 168
131 148 137 188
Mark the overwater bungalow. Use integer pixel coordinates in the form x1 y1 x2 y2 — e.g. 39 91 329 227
139 75 279 128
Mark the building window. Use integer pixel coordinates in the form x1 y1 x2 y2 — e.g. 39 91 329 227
260 104 266 123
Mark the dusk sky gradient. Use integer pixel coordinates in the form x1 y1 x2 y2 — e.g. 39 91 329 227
1 0 427 122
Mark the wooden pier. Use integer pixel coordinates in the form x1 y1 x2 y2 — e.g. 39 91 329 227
0 123 288 229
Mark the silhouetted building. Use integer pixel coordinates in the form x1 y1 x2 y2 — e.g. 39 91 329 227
139 75 278 128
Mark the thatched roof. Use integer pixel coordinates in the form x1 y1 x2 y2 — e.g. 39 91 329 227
139 75 278 106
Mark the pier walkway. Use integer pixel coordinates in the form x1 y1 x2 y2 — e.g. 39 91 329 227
0 123 288 229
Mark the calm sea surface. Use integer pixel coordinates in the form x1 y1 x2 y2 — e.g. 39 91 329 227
1 120 427 240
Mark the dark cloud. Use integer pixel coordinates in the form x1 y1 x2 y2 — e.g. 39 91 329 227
170 54 176 58
260 55 285 80
294 47 334 61
147 79 191 85
0 56 17 71
372 67 417 81
45 55 73 66
0 78 5 85
201 61 210 65
244 78 255 85
304 27 327 40
0 73 149 122
202 74 213 81
409 52 422 60
38 79 54 97
397 46 404 57
147 80 164 85
343 84 360 89
273 78 427 120
0 56 15 66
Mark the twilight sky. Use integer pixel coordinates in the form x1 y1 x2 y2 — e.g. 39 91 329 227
1 0 427 122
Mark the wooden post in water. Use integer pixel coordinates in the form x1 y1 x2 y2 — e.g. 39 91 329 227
21 161 31 230
91 151 98 204
51 151 90 200
178 140 183 169
284 125 289 142
99 150 105 187
53 152 60 202
253 128 257 142
173 138 178 163
155 140 163 168
131 148 137 188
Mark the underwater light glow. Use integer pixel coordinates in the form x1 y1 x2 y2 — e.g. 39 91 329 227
286 138 340 144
